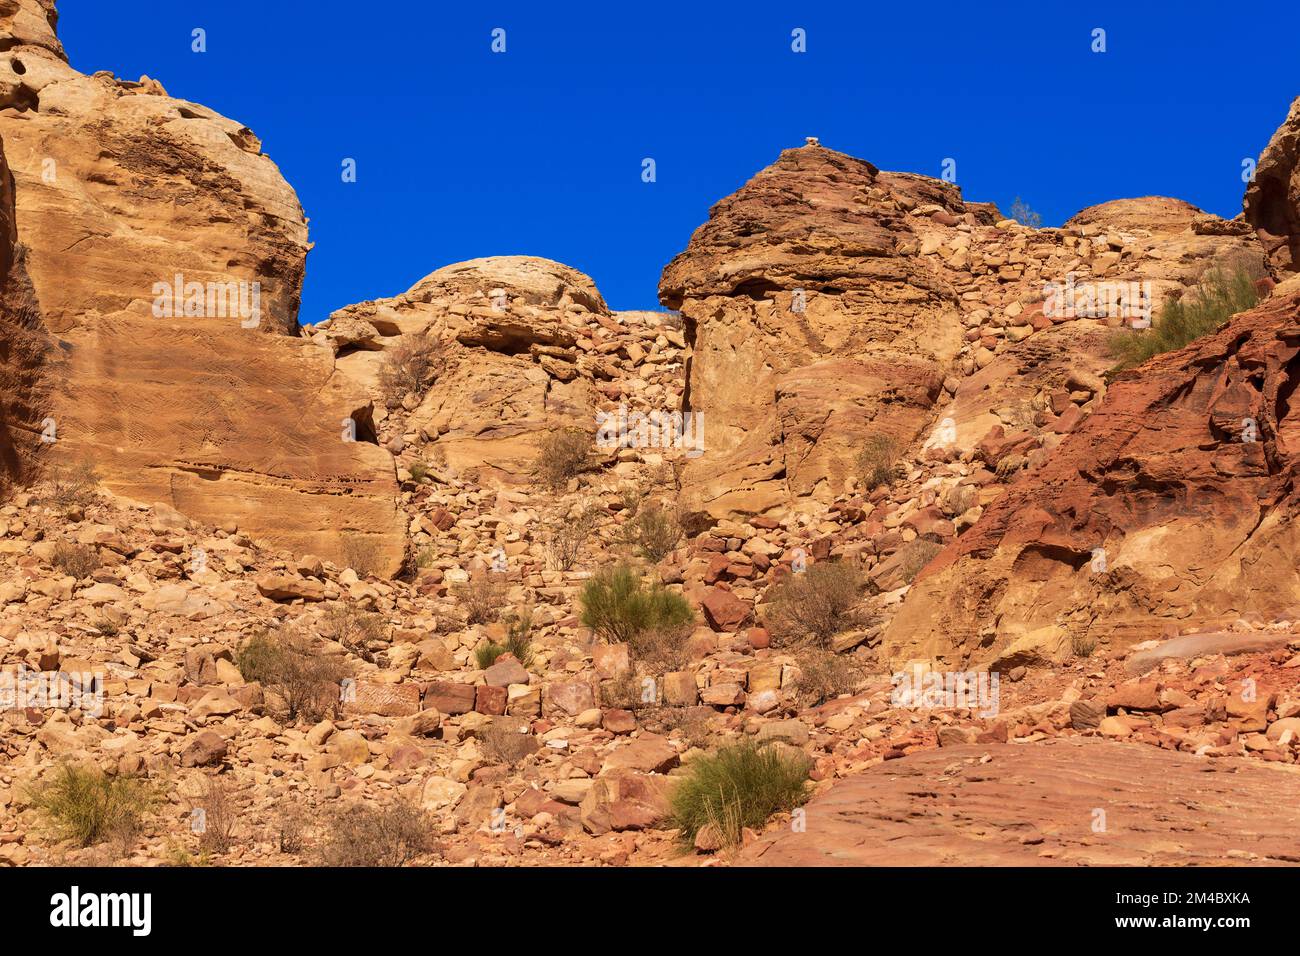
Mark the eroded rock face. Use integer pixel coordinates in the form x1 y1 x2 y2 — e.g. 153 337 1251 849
660 145 966 517
1245 96 1300 277
0 0 404 573
326 256 611 483
881 290 1300 669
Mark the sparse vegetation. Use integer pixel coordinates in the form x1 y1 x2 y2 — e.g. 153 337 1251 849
669 739 811 848
544 504 602 571
236 628 349 723
897 538 944 584
454 571 508 625
316 801 438 867
940 482 979 518
474 608 534 669
793 648 864 707
378 332 440 403
579 563 694 645
1108 267 1260 372
27 763 155 850
323 604 388 663
625 499 683 563
45 460 100 512
1071 633 1099 659
534 427 592 489
765 560 863 648
50 541 99 580
341 534 383 577
194 776 236 855
1009 196 1042 228
855 434 901 492
408 460 431 482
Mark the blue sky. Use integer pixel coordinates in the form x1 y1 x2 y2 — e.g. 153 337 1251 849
60 0 1300 320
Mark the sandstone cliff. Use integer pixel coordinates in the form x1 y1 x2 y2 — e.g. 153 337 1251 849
1245 96 1300 277
0 0 403 573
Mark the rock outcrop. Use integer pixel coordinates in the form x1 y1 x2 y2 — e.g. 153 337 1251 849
882 289 1300 668
1245 96 1300 277
0 0 404 572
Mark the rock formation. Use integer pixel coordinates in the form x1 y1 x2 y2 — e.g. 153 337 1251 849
1245 96 1300 277
0 0 403 572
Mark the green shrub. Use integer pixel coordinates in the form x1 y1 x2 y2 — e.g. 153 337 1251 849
408 460 430 482
855 434 901 492
765 560 862 648
670 740 811 848
475 609 534 669
580 563 693 644
534 427 592 489
27 763 155 849
237 628 349 723
1108 268 1259 372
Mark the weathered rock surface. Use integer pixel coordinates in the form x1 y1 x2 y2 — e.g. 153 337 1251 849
883 290 1300 667
660 145 964 516
0 1 403 572
740 739 1300 866
1245 96 1300 276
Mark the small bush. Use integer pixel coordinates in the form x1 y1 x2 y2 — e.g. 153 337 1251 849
669 740 811 848
544 505 601 572
341 534 383 577
766 561 863 648
45 460 100 511
193 777 235 855
236 628 350 723
454 571 508 625
534 427 592 489
1009 197 1042 228
323 604 388 663
316 801 438 867
580 563 694 645
379 332 440 403
50 541 99 580
626 500 682 563
855 434 901 492
474 608 534 669
1071 633 1099 659
897 538 943 584
1108 268 1259 373
794 649 863 707
408 460 431 482
27 763 154 849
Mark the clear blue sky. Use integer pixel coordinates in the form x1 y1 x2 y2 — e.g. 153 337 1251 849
60 0 1300 321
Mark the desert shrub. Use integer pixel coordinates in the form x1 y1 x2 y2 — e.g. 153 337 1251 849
534 427 592 489
940 482 979 518
855 434 901 492
1108 267 1259 372
50 541 99 580
236 628 349 723
323 604 388 663
341 534 383 577
277 805 306 854
45 460 100 511
626 500 683 563
474 608 534 669
454 571 508 625
628 624 692 671
193 776 236 855
794 649 863 707
408 460 431 482
544 504 602 572
27 763 155 849
316 801 438 867
91 615 120 637
765 560 863 648
580 563 694 645
1009 196 1042 228
378 332 440 403
669 739 811 848
482 719 538 766
897 538 944 584
1071 633 1099 658
600 672 645 710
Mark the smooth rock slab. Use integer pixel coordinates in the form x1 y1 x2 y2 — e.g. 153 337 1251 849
739 738 1300 866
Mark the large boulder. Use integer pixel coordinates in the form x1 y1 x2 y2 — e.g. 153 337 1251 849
659 143 969 516
0 0 404 572
1245 96 1300 277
